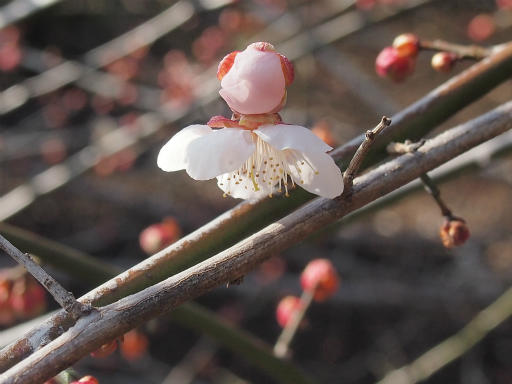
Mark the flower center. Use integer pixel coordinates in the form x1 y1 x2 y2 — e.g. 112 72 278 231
218 134 318 198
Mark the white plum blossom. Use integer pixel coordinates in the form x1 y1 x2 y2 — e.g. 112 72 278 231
157 123 343 199
157 41 344 200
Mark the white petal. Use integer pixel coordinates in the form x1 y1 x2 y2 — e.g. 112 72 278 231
217 172 272 200
185 128 255 180
157 125 212 172
286 150 343 199
254 124 332 153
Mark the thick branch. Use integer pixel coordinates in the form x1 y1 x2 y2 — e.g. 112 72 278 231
0 235 86 319
2 100 511 384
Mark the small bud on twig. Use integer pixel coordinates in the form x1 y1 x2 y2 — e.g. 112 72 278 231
440 217 470 248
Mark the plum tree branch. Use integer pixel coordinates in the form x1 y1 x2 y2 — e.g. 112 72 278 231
0 235 89 319
1 100 511 384
343 116 391 193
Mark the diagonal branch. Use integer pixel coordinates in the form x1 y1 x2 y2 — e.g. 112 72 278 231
1 100 511 384
0 0 64 29
376 286 512 384
0 235 89 319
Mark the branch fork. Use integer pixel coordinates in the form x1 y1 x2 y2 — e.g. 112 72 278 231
0 235 91 320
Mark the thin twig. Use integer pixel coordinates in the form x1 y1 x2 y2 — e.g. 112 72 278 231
376 286 512 384
419 173 453 218
419 39 491 59
386 141 454 217
273 289 315 358
1 100 511 384
0 235 88 319
343 116 391 193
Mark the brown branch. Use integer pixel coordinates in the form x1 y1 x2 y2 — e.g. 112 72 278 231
0 235 88 319
343 117 391 193
1 100 511 384
419 39 492 59
273 289 315 358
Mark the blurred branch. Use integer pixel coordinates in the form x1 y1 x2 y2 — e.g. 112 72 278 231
0 235 87 319
376 286 512 384
274 289 315 358
1 100 510 384
0 222 117 285
0 0 64 29
172 303 318 384
419 39 492 59
0 0 232 115
161 337 218 384
20 47 163 115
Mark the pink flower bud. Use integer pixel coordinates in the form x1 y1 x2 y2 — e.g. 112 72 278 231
392 33 420 58
440 218 470 248
218 42 294 114
431 52 457 73
375 46 416 82
276 295 302 328
300 259 339 302
139 218 182 255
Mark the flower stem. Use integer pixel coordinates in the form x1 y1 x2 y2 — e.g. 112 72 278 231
273 289 315 358
419 173 453 218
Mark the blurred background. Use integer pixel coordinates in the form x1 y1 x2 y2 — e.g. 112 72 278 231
0 0 511 383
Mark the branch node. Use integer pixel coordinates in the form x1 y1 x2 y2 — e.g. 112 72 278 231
343 116 391 195
387 139 426 155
